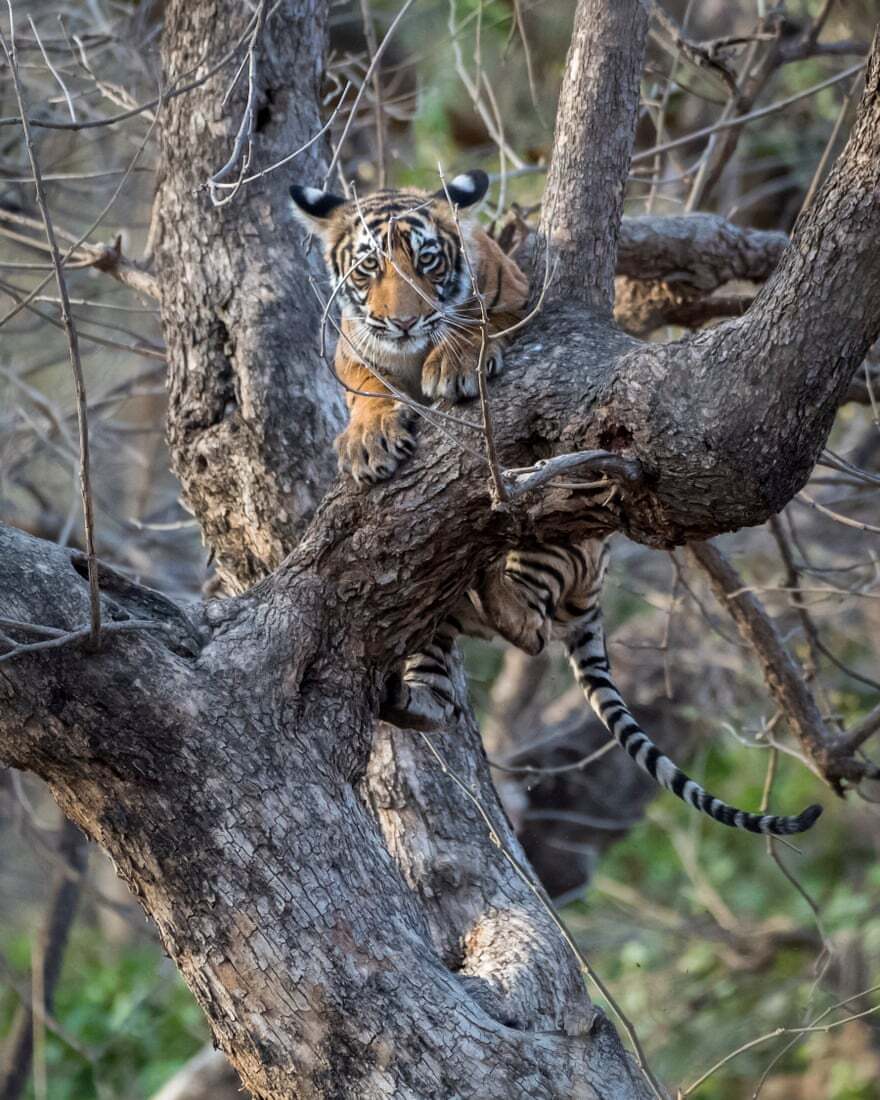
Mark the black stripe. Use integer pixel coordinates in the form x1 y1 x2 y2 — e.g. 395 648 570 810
515 558 568 589
577 655 609 671
642 746 660 776
410 660 448 676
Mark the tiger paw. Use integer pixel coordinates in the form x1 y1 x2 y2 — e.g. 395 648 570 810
380 672 455 732
421 343 504 403
335 403 418 484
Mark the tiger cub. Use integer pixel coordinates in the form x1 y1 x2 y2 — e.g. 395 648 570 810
382 538 822 837
290 170 528 483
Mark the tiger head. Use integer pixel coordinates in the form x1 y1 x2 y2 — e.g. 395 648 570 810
289 171 490 361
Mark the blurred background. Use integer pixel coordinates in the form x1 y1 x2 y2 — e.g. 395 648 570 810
1 0 879 1096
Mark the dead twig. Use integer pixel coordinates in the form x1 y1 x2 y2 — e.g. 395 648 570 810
439 163 507 505
0 618 170 666
1 7 101 647
357 0 386 188
207 0 267 206
631 61 865 167
323 0 416 190
678 984 880 1098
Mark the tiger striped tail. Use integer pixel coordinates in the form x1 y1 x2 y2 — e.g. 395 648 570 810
566 601 822 836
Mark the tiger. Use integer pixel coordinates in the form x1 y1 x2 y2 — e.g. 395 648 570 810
382 537 823 837
289 169 528 483
291 173 821 837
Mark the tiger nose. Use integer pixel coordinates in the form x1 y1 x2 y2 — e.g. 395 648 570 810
395 316 419 333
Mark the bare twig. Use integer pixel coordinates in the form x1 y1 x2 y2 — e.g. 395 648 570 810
323 0 416 189
1 9 100 646
759 748 832 980
26 14 75 122
210 84 351 200
0 111 161 332
632 61 865 167
797 490 880 534
489 738 617 777
207 0 267 206
439 164 507 504
358 0 386 188
649 1 738 96
678 984 880 1098
0 10 261 131
448 0 525 171
0 618 169 666
801 71 862 212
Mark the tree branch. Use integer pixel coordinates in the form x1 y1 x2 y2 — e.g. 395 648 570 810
615 215 787 290
5 7 880 1100
537 0 650 312
688 540 877 791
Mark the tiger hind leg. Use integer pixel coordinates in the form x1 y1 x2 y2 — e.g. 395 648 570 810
380 624 458 731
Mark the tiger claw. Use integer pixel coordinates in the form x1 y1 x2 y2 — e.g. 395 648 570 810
335 402 418 484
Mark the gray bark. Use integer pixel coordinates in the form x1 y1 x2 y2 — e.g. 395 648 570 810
537 0 651 312
156 0 345 592
0 525 653 1099
2 1 880 1097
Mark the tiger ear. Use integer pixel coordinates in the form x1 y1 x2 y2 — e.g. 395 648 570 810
434 170 489 208
289 184 347 234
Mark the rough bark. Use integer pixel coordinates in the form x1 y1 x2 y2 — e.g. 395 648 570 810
3 2 880 1099
156 0 345 592
0 525 653 1100
537 0 651 312
613 215 787 334
616 215 788 289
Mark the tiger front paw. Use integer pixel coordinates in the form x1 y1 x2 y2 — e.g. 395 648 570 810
421 342 504 403
335 402 418 484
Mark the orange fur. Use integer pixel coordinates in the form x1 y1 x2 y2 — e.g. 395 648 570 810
292 183 529 483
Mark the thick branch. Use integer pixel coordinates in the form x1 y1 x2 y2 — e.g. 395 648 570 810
158 0 345 592
537 0 650 312
616 215 787 290
6 10 880 1100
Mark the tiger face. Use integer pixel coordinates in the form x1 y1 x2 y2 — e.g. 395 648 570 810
290 172 490 367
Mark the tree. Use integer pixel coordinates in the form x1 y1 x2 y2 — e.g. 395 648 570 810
2 1 879 1096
